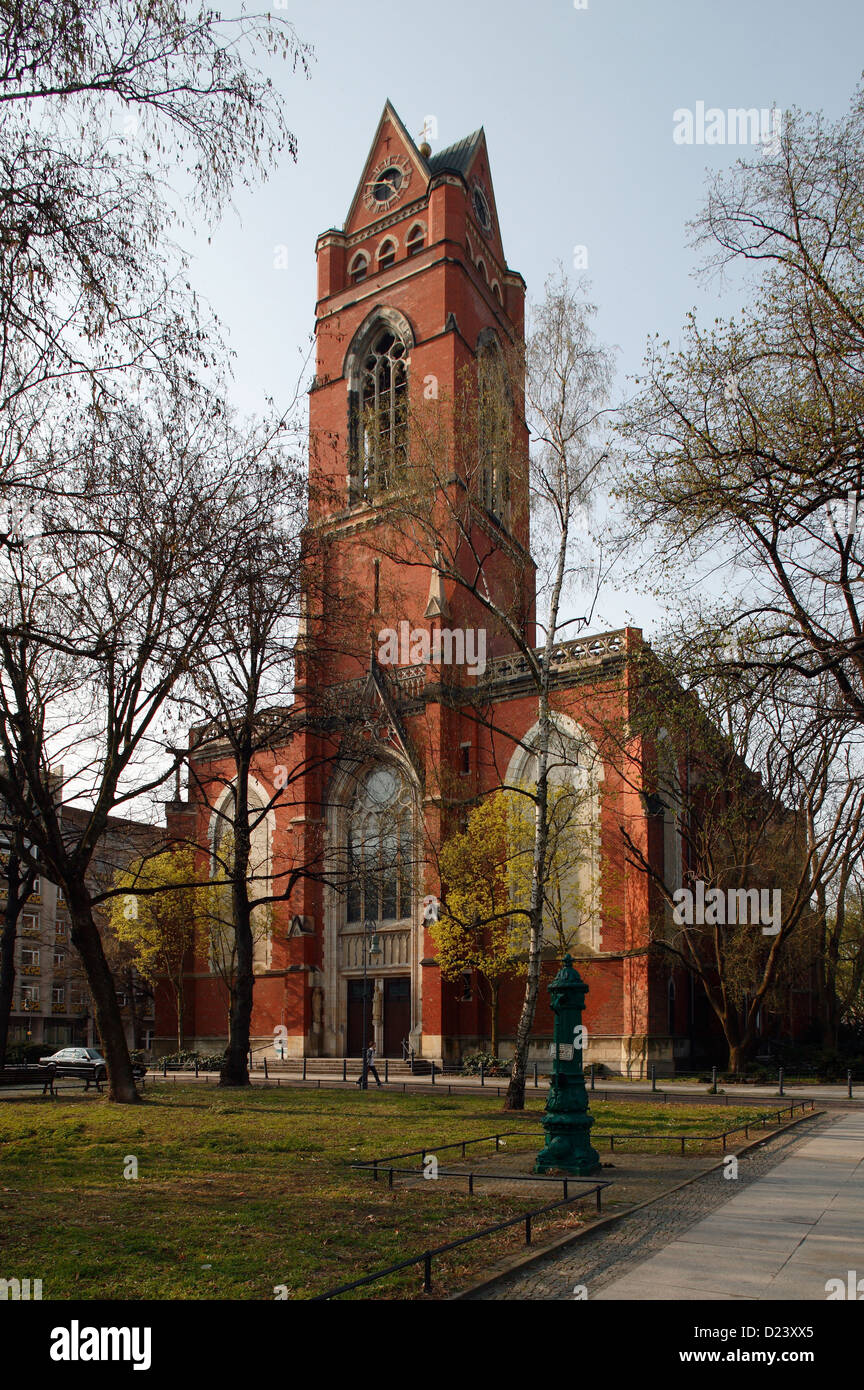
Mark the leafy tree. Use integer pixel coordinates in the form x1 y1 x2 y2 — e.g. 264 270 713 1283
435 793 521 1058
110 846 210 1052
435 785 596 1059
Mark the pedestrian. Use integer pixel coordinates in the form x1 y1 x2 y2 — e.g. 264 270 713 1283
357 1041 382 1087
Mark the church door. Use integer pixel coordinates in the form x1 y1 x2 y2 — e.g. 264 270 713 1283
383 977 411 1057
347 978 374 1056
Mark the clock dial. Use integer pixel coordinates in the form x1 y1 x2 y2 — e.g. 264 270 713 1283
472 183 492 235
363 155 412 213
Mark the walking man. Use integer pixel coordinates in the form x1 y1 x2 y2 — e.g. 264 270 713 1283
357 1041 382 1088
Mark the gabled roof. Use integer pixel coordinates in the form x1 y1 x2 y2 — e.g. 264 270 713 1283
343 103 488 234
426 129 484 179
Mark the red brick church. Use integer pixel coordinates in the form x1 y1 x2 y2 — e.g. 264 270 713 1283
157 103 735 1076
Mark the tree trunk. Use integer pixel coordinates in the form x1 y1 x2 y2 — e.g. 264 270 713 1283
505 699 552 1111
0 895 16 1069
490 981 499 1060
175 984 184 1053
220 759 254 1088
67 885 138 1103
0 853 33 1069
727 1041 747 1074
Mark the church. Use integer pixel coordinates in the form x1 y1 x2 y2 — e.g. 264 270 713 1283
158 103 719 1078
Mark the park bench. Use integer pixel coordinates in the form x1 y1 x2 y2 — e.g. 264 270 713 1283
0 1063 56 1096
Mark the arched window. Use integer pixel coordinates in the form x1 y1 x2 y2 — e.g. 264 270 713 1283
505 716 602 955
491 280 503 305
477 334 511 520
476 258 488 282
209 785 272 974
406 225 425 257
377 240 397 271
349 252 369 284
359 327 409 497
346 766 414 924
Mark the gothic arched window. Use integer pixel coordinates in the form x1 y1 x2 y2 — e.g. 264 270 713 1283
346 765 414 924
477 335 511 521
359 328 408 498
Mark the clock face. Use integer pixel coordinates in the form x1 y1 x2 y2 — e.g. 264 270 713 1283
472 183 492 235
364 155 412 213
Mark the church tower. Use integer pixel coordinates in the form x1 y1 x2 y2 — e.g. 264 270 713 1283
306 101 536 687
285 104 538 1059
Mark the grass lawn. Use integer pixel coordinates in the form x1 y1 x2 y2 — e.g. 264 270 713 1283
0 1085 783 1300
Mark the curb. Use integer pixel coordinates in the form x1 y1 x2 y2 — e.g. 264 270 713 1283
448 1105 825 1300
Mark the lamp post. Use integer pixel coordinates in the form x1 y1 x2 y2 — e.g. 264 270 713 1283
359 918 381 1090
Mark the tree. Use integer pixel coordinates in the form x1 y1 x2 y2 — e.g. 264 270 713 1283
435 792 522 1059
613 638 864 1071
435 785 595 1057
374 271 614 1108
0 3 309 1102
618 81 864 730
0 837 36 1068
110 846 210 1052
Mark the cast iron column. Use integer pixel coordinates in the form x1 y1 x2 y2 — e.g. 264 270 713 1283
535 954 600 1176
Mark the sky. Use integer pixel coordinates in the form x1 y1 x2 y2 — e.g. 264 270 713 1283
187 0 864 637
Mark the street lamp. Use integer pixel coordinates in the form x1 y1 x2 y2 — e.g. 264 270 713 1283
359 917 381 1090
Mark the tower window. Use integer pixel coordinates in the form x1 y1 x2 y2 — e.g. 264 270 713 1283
360 328 409 497
349 253 369 284
477 338 511 520
378 240 397 271
406 225 425 257
459 743 471 776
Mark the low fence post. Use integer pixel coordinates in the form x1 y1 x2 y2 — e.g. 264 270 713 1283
533 1062 538 1088
263 1056 268 1080
342 1057 347 1083
480 1062 485 1087
710 1066 717 1094
778 1066 784 1096
194 1058 199 1078
848 1069 853 1100
590 1063 595 1092
431 1061 436 1085
651 1064 657 1093
302 1055 307 1081
385 1059 389 1084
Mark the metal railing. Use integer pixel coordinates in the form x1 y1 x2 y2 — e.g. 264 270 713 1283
313 1178 612 1300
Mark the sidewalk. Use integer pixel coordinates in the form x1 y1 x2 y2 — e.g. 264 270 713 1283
593 1112 864 1300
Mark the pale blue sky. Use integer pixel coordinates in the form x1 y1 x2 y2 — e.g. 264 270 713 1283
189 0 864 635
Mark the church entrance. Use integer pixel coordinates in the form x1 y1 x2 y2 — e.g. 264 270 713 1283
346 978 374 1056
383 977 411 1057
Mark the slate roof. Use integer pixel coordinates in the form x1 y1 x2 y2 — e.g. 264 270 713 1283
426 129 483 178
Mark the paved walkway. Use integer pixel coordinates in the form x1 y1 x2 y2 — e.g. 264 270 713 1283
464 1112 864 1300
594 1112 864 1300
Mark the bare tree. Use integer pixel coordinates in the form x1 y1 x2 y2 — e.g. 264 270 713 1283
366 271 614 1108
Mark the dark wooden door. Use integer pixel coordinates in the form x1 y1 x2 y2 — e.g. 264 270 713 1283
347 978 374 1056
383 977 411 1057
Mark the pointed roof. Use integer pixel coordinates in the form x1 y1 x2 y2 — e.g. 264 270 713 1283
426 129 484 179
343 103 489 233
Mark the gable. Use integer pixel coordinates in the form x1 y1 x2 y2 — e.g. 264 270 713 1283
344 101 430 236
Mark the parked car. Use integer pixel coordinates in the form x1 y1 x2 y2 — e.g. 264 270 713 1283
39 1047 146 1083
